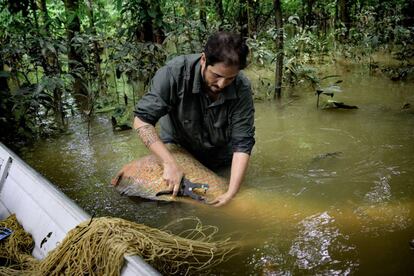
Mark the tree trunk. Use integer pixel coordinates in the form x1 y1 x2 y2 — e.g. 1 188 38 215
36 0 65 124
135 1 164 43
403 0 414 26
338 0 350 32
0 55 9 92
239 0 249 38
29 0 39 29
153 2 165 43
86 0 106 95
199 0 207 42
141 0 154 42
215 0 224 27
247 0 259 34
199 0 207 28
306 0 315 26
64 0 88 110
274 0 284 99
39 0 50 30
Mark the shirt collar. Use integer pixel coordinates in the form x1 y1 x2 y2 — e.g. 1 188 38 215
192 57 202 94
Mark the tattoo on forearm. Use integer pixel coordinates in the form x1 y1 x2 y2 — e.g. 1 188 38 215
135 125 160 148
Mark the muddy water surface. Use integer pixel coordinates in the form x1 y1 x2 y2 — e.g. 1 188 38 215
21 65 414 275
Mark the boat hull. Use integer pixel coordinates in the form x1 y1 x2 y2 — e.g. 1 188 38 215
0 143 158 275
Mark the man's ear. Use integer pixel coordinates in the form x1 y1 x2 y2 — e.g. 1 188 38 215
200 53 206 66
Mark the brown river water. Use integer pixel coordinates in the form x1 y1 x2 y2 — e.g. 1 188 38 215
20 63 414 275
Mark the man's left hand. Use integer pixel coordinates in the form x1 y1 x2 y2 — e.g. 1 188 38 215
210 192 234 207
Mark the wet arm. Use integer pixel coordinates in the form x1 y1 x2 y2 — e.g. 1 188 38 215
212 152 250 207
228 152 250 196
134 117 183 196
212 76 255 206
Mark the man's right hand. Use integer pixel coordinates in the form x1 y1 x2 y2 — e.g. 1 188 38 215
134 117 184 196
162 161 184 197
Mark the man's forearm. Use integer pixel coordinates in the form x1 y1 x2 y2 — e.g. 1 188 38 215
133 117 175 164
135 124 160 148
227 152 250 197
134 116 183 196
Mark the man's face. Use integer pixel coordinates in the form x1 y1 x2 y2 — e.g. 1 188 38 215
200 53 239 94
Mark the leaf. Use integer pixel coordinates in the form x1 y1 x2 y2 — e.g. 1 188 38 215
288 16 300 25
45 42 57 55
147 9 157 18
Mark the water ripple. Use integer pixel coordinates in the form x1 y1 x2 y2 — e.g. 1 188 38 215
289 212 358 274
364 175 392 203
355 203 412 235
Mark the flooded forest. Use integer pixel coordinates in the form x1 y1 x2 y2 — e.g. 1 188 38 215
1 0 414 275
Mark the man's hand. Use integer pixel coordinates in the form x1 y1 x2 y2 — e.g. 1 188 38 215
162 161 184 197
134 117 184 197
210 152 250 207
210 192 234 207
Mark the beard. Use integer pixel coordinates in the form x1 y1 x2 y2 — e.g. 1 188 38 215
201 66 221 94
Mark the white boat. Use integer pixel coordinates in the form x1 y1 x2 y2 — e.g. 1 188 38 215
0 142 159 275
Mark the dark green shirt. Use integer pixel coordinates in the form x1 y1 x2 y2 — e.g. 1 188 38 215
134 54 255 167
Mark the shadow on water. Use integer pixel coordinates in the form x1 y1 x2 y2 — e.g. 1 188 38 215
20 66 414 275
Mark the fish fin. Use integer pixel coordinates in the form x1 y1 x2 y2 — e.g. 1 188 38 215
111 171 124 186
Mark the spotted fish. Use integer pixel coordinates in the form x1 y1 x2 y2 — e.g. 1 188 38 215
111 145 228 203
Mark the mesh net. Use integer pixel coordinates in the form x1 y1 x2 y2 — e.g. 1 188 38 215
0 215 239 276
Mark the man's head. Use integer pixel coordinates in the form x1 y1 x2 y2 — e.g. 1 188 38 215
200 32 249 94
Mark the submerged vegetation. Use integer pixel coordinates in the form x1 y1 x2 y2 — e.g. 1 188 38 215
0 0 413 146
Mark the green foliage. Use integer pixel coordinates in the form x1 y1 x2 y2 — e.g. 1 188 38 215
339 3 414 64
163 19 205 58
284 27 329 63
70 32 102 80
247 35 275 65
392 25 414 62
110 106 133 131
119 0 166 41
284 57 319 86
1 0 413 143
0 82 62 141
110 40 166 91
0 0 72 143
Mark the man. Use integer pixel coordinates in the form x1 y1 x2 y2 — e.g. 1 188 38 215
133 31 255 207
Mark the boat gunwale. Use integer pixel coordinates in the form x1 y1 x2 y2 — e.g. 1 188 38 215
0 142 160 275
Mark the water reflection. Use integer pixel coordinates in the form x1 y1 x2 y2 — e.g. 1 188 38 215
289 212 358 273
247 212 358 275
364 173 392 203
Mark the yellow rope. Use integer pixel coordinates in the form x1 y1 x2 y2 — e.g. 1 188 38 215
0 215 239 275
0 214 38 272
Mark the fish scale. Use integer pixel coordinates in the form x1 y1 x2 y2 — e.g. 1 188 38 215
111 145 228 203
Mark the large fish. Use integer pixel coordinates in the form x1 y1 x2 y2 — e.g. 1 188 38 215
111 145 228 203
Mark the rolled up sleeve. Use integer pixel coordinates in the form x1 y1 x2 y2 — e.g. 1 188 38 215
134 66 174 126
231 84 256 154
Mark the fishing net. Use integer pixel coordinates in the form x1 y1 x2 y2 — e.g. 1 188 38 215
0 214 38 272
0 215 239 276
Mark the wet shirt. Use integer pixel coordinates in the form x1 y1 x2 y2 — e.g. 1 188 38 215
134 54 255 166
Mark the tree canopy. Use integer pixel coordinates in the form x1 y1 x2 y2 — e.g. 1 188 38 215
0 0 413 145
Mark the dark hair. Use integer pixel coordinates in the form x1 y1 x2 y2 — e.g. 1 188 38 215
204 32 249 69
